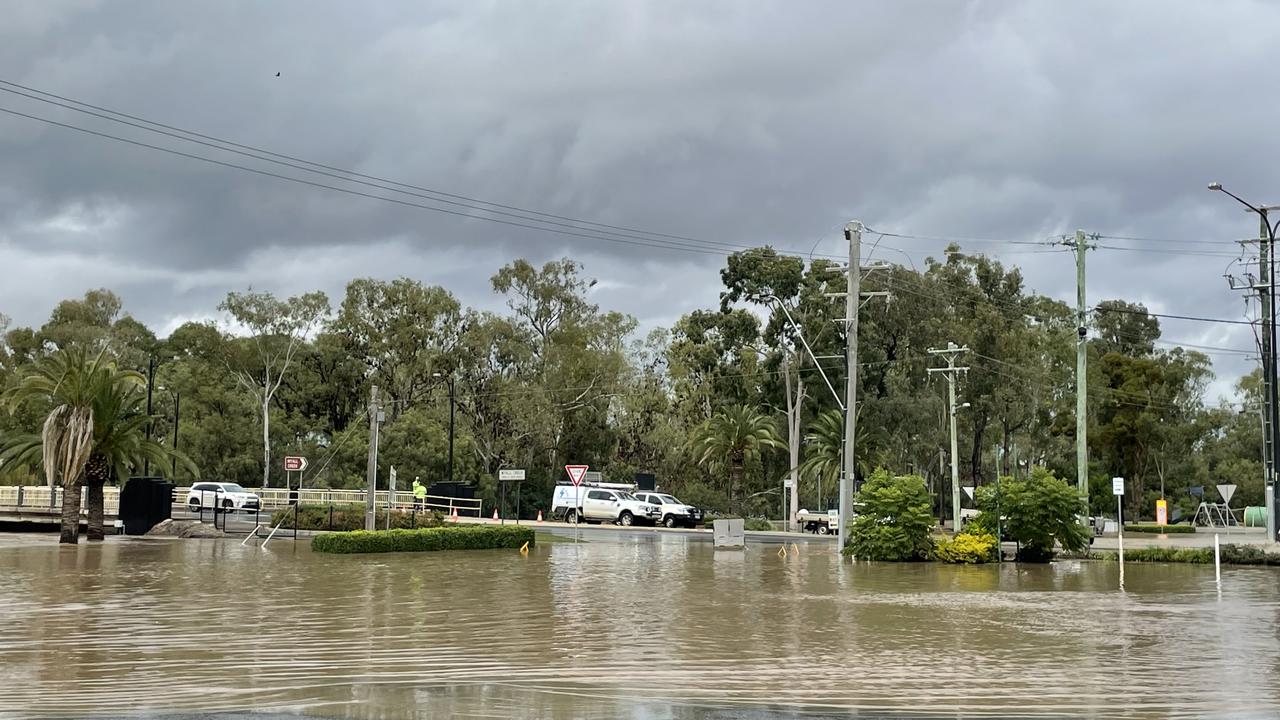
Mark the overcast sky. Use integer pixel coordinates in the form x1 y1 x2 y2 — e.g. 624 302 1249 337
2 0 1278 400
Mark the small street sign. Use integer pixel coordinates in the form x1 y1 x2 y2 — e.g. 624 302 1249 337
1112 477 1125 496
499 469 526 481
1216 483 1237 505
783 477 795 489
284 456 308 472
565 465 589 486
961 486 975 500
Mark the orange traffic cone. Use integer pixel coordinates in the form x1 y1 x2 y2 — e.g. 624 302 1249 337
536 510 543 523
450 508 459 522
492 508 499 521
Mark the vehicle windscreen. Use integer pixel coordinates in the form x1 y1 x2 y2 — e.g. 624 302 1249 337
221 484 247 493
617 492 638 501
659 495 680 504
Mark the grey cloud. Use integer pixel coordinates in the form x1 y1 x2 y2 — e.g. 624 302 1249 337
1 0 1279 400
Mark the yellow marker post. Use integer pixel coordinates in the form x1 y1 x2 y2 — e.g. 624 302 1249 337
519 541 529 554
777 546 788 558
791 543 800 555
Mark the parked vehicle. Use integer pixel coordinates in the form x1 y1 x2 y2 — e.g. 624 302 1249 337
796 508 839 534
186 482 261 513
551 483 661 526
633 491 704 528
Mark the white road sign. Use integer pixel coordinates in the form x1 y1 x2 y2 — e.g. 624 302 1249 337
1112 477 1125 496
499 469 526 481
565 465 589 486
961 486 975 500
1216 483 1237 504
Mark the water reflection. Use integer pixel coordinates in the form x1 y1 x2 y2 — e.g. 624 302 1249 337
0 534 1277 718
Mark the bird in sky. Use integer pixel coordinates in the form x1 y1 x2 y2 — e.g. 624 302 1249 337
275 72 281 77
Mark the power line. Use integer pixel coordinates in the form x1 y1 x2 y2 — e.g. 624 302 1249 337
0 79 749 253
1092 304 1256 327
0 103 748 258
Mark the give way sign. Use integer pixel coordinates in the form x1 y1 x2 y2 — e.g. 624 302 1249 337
565 465 589 486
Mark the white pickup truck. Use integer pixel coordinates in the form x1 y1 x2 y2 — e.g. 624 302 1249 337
796 508 839 534
551 483 661 526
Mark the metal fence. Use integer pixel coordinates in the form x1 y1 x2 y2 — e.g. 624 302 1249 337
1 485 482 518
0 485 121 514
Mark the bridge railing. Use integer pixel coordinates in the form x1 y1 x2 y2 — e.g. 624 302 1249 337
172 487 484 516
0 485 120 514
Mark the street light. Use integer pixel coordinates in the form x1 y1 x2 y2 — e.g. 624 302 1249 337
157 385 180 479
1209 182 1280 541
432 372 456 485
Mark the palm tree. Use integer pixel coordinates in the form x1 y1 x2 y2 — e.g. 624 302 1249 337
1 346 194 543
688 404 784 513
798 408 843 511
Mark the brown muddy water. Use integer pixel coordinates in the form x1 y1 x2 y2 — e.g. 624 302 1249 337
0 533 1277 719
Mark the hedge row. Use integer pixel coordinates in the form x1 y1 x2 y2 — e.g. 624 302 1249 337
271 503 445 532
1093 544 1280 565
312 525 535 554
1123 523 1196 534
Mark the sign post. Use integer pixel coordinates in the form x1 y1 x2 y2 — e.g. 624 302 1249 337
285 456 308 541
387 466 397 530
1217 484 1237 533
1113 477 1125 590
498 469 526 525
565 465 589 543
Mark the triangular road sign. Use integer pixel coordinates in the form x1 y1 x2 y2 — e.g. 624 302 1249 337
1217 483 1237 504
565 465 590 486
962 486 975 500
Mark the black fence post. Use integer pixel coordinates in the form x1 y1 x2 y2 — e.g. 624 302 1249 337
328 503 334 531
411 506 416 529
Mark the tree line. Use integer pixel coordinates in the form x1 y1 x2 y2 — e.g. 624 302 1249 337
0 248 1263 522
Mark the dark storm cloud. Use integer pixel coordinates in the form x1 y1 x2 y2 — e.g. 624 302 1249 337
2 0 1279 396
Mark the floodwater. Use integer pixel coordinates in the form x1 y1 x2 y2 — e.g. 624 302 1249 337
1 533 1278 719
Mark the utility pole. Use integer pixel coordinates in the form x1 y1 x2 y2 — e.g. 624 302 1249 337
448 375 456 485
1059 230 1093 509
928 343 969 533
839 221 861 551
1214 182 1280 541
365 384 381 531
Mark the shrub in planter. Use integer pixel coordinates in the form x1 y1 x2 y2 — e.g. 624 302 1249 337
272 504 444 531
1124 524 1196 534
312 525 534 554
975 467 1088 563
846 469 934 561
934 532 998 564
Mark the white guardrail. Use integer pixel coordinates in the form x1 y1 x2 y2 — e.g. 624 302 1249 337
0 485 120 514
0 485 482 517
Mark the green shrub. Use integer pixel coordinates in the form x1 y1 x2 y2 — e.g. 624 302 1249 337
271 504 444 531
312 525 535 554
1220 544 1280 565
1097 547 1212 563
934 532 998 564
846 469 935 561
1124 524 1196 534
975 467 1088 561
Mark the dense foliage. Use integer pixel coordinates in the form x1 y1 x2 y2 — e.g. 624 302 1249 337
934 532 999 564
0 247 1265 524
311 525 535 554
846 470 935 561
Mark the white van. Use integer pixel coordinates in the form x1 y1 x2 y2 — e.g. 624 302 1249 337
551 483 661 526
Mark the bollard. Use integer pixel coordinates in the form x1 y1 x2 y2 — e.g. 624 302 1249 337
1214 533 1221 589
